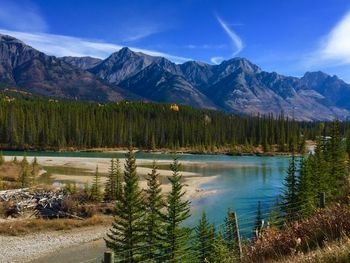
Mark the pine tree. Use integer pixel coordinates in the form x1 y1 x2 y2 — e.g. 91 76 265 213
254 201 263 237
311 135 329 195
91 165 102 201
282 154 299 222
346 131 350 157
262 124 270 153
195 211 215 263
163 157 191 262
296 157 315 217
104 158 118 201
326 121 347 198
142 161 165 261
298 134 306 154
21 154 28 168
268 198 282 229
105 150 144 263
115 159 123 200
211 233 235 263
30 157 39 185
19 166 30 188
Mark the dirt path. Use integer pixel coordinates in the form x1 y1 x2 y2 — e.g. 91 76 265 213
0 226 108 263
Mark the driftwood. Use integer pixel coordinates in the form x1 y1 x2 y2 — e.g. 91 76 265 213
0 188 84 219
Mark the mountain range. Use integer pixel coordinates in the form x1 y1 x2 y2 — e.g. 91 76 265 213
1 33 350 121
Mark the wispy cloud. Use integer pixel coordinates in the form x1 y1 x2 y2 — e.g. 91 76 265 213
0 29 190 63
307 10 350 68
210 56 224 64
0 0 48 32
209 15 244 64
216 15 243 56
117 23 165 43
185 44 227 49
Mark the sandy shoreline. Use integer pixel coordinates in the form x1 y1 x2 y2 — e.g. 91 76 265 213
4 155 219 200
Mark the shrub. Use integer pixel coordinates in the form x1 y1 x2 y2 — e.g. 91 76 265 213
244 204 350 262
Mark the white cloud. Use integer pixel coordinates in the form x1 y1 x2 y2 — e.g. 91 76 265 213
0 29 190 63
216 15 243 56
320 11 350 64
307 10 350 68
210 56 224 64
0 0 47 32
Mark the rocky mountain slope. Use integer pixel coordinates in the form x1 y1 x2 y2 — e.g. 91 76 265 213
60 56 102 70
1 33 350 120
0 34 128 102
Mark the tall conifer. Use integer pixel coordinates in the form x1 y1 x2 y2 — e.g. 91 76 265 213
195 211 215 263
105 150 144 263
163 157 191 262
142 161 165 261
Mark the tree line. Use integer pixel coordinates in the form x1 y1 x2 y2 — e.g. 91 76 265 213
1 94 349 151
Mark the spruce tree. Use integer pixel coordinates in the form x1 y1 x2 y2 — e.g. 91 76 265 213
21 154 28 168
195 211 215 263
326 121 347 198
311 135 328 195
298 134 306 154
104 158 119 201
30 157 39 185
211 233 235 263
163 157 191 262
142 161 165 261
268 198 282 229
282 154 299 222
19 166 30 188
105 150 144 263
91 165 102 201
115 159 123 200
346 131 350 157
296 157 315 217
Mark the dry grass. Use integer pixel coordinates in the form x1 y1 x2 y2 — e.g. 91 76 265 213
244 204 350 263
0 162 22 189
274 238 350 263
0 215 113 236
0 162 21 181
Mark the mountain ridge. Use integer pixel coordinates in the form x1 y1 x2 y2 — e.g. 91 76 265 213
1 33 350 120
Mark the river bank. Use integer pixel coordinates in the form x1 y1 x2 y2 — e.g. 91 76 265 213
3 155 220 200
0 140 316 157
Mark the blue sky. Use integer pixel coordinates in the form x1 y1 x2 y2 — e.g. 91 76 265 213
1 0 350 81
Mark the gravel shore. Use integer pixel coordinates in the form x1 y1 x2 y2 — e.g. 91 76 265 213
0 226 108 263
